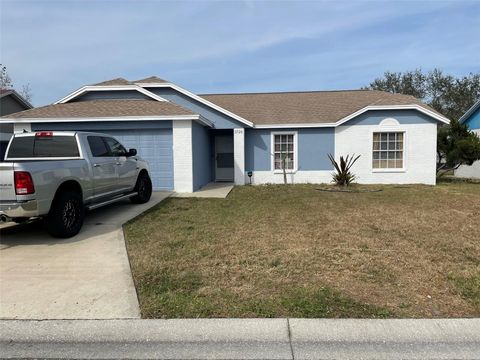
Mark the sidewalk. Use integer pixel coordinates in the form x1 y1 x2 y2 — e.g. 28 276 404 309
1 318 479 359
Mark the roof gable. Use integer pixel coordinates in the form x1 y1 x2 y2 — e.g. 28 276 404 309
460 100 480 124
0 89 33 110
55 84 167 104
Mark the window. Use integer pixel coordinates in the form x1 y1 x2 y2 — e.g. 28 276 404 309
372 132 404 169
7 136 79 158
6 137 34 158
273 133 296 171
103 137 127 157
88 136 110 157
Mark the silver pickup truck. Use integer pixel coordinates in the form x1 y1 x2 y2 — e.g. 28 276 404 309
0 131 152 238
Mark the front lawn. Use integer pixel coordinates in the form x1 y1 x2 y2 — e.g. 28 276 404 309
124 183 480 318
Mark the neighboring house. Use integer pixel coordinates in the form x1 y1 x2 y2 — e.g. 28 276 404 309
1 76 450 191
0 89 33 159
455 99 480 178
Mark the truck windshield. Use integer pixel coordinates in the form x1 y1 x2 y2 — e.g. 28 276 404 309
7 136 80 158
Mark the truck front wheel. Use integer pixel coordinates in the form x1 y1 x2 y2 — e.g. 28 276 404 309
46 191 84 238
130 172 152 204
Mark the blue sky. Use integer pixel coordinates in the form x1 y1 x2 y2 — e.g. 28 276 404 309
1 0 479 106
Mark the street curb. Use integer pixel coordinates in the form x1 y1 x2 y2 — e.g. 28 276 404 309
1 318 479 359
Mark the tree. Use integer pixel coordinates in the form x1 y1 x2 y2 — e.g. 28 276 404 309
437 119 480 175
20 83 33 103
364 69 480 121
0 64 33 102
0 64 12 89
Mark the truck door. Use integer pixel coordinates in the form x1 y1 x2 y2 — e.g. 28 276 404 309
102 137 137 192
86 136 119 198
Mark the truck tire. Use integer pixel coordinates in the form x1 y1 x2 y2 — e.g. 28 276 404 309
46 191 84 238
130 172 152 204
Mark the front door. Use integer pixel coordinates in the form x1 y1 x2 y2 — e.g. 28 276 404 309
215 135 234 182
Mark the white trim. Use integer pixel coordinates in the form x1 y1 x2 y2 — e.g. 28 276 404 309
270 131 298 173
1 115 213 127
233 128 245 185
379 117 400 126
13 122 31 133
254 105 450 128
135 83 255 128
54 85 168 104
459 99 480 124
246 170 332 185
172 120 194 192
255 123 336 129
371 128 407 173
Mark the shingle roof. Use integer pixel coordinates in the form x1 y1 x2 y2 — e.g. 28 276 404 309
133 76 169 84
201 90 442 125
93 78 132 86
0 89 12 95
3 99 195 119
92 76 169 86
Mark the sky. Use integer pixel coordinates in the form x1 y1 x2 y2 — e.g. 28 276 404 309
1 0 479 106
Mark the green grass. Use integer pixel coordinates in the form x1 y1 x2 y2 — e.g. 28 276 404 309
124 182 480 318
448 273 480 309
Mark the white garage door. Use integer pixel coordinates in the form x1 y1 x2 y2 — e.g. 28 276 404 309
107 129 173 190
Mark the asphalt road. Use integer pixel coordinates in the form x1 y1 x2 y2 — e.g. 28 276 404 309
1 318 479 359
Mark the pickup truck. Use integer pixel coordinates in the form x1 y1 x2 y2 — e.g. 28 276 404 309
0 131 152 238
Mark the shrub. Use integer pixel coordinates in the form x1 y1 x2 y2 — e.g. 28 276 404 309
328 153 361 186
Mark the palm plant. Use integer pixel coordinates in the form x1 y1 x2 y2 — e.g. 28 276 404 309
327 153 361 186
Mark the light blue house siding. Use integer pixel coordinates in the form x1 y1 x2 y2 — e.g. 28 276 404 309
147 87 247 129
345 109 439 126
245 128 335 172
31 120 173 131
73 90 152 101
31 121 174 191
192 121 213 191
464 107 480 130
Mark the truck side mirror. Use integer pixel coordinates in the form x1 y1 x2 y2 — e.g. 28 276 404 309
127 148 137 157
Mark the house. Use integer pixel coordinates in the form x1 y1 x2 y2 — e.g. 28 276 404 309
0 89 33 158
1 76 450 191
455 99 480 179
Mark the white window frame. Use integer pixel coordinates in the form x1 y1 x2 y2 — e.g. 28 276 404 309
271 131 298 173
371 128 407 173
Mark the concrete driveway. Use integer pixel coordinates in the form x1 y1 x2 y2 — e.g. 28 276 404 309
0 192 170 320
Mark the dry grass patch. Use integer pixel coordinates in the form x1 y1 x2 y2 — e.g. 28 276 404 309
124 183 480 318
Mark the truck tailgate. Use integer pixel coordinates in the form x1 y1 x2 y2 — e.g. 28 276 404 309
0 162 16 201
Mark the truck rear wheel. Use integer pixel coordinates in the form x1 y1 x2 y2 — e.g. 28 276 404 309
130 172 152 204
46 191 84 238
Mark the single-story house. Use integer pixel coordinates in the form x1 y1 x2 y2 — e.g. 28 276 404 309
1 76 450 191
455 99 480 179
0 89 33 158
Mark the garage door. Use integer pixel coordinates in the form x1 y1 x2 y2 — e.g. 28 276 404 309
107 129 173 191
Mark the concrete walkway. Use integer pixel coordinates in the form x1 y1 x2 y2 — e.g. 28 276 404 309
0 192 170 320
1 318 479 359
173 182 234 198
